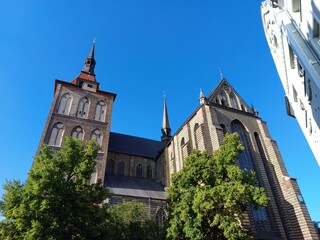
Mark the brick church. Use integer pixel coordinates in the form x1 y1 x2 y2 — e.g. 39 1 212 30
37 43 318 239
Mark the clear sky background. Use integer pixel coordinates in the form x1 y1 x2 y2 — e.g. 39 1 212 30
0 1 319 221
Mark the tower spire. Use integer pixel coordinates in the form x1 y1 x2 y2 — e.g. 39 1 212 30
82 39 96 75
161 94 171 143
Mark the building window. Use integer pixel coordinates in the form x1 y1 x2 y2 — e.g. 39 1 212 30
71 126 83 140
136 163 143 177
91 129 102 146
230 94 238 109
292 85 298 102
147 165 152 178
292 0 300 12
77 97 89 118
156 208 166 226
230 120 254 170
107 160 115 175
58 93 72 115
48 123 64 147
117 161 125 176
313 17 320 38
94 101 107 122
194 123 199 149
219 92 227 106
288 44 296 69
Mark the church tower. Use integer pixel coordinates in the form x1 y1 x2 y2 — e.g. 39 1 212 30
37 42 116 183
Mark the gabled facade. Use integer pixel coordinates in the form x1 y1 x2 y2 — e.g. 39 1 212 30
261 0 320 166
37 45 318 239
165 78 318 239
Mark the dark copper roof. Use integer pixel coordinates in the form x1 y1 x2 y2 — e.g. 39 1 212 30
108 132 164 159
105 175 167 200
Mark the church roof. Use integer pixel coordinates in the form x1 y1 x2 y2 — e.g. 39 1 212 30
108 132 164 159
105 175 167 200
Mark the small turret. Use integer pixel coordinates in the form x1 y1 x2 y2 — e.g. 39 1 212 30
82 40 96 75
199 88 207 105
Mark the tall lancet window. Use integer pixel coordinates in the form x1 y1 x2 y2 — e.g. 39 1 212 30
77 97 89 118
136 163 143 177
230 94 238 109
231 121 272 232
48 123 64 147
71 126 83 140
94 101 107 122
219 92 227 106
58 93 72 115
91 129 102 146
230 120 254 170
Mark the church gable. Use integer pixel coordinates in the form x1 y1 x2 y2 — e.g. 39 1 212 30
206 78 253 113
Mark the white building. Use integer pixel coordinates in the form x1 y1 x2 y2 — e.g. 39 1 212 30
261 0 320 166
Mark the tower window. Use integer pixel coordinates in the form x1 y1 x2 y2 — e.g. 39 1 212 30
94 101 107 122
58 93 72 115
48 123 64 147
71 126 83 140
77 97 89 118
91 129 102 146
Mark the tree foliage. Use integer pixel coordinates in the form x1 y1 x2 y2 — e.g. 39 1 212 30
0 137 109 240
105 200 165 240
166 133 269 240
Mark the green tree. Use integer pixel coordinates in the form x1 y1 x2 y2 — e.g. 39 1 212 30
0 137 109 240
105 200 165 240
166 133 269 240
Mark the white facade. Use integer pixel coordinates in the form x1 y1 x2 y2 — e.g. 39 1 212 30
261 0 320 166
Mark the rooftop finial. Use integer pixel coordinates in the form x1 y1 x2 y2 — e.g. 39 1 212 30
199 88 207 105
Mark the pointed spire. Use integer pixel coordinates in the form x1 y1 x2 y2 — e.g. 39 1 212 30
199 88 207 105
82 39 96 75
161 94 172 143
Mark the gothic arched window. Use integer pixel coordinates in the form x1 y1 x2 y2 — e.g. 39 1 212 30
230 120 254 170
117 161 125 176
77 97 89 118
94 101 107 122
156 208 166 226
230 94 238 109
194 123 199 149
219 92 227 106
136 163 143 177
91 129 102 146
107 160 115 175
147 165 152 178
71 126 83 140
48 123 64 147
58 93 72 115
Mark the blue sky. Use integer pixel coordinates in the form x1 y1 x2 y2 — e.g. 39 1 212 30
1 1 319 221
